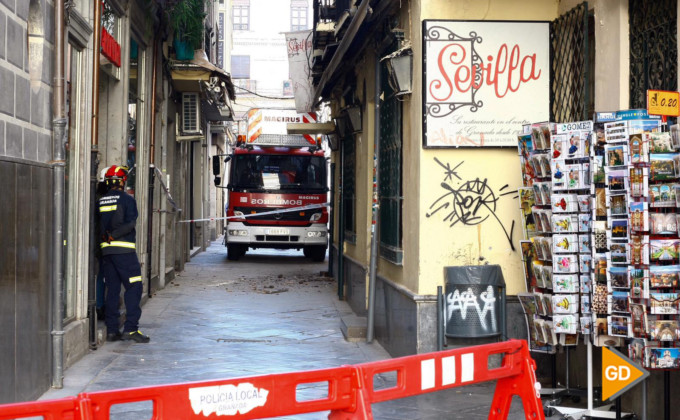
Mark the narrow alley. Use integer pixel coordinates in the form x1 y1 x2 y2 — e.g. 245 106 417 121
39 241 532 420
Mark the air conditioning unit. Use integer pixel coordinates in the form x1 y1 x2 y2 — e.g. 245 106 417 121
181 92 201 134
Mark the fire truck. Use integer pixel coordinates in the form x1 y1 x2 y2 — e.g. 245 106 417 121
213 109 329 261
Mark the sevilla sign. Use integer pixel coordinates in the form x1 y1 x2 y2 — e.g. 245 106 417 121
602 347 649 401
423 20 549 147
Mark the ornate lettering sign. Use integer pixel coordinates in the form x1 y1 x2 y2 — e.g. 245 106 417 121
423 20 549 147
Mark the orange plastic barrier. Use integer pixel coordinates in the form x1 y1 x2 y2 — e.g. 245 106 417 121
0 339 544 420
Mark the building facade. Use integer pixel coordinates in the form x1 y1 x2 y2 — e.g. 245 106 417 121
0 0 235 403
313 0 679 418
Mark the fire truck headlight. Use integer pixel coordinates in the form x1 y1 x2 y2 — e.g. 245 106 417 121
307 231 327 238
310 212 322 221
233 211 245 217
228 230 248 236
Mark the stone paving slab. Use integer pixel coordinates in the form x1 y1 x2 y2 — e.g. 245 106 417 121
40 241 552 419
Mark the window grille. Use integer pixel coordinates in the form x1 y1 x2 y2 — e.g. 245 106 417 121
379 48 403 263
231 55 251 79
629 0 678 109
291 6 308 31
550 2 590 123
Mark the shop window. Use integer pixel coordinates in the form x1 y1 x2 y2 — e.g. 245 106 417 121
231 55 250 79
378 43 403 264
342 133 356 243
629 0 678 109
233 4 249 30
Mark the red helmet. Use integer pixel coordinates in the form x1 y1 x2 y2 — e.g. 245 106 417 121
104 165 128 185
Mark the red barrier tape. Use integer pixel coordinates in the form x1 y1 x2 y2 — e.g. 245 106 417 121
0 340 544 420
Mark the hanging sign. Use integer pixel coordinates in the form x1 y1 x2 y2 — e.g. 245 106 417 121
101 26 121 67
423 20 550 147
602 347 649 401
647 89 679 117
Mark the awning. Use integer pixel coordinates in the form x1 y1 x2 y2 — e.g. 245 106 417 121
169 49 236 100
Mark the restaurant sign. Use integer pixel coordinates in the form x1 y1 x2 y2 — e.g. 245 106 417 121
423 20 549 147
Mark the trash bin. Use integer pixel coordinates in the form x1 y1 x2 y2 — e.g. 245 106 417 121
442 265 506 338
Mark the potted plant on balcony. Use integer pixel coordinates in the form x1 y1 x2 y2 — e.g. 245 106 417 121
167 0 207 61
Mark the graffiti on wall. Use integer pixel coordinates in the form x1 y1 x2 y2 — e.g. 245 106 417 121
446 285 497 333
426 158 516 251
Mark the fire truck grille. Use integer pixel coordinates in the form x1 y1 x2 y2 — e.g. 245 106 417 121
255 235 300 242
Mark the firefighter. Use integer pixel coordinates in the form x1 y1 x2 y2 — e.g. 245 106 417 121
98 165 150 343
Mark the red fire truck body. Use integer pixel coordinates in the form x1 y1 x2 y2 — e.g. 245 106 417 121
224 110 328 261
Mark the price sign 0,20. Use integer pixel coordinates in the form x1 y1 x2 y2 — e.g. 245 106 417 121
647 89 680 116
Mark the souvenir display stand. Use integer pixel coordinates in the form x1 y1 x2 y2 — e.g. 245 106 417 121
516 111 680 419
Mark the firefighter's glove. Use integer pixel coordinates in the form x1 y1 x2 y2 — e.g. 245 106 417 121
102 232 114 244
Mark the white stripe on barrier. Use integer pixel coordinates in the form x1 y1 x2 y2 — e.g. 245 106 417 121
442 356 456 386
176 203 330 224
421 359 435 391
461 353 474 383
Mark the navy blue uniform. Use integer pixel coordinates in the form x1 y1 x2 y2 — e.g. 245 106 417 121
98 189 143 335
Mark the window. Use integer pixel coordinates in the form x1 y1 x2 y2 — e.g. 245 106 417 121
291 6 307 31
233 5 249 30
378 43 403 264
231 55 250 79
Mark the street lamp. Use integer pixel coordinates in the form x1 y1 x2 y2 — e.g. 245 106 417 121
382 46 413 96
344 105 362 133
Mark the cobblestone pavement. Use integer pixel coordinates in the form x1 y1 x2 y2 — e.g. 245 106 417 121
40 241 552 419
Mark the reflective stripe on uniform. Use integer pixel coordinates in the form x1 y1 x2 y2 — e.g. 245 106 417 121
129 276 142 283
100 241 136 249
99 205 117 212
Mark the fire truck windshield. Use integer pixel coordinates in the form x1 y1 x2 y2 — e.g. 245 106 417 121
231 154 326 192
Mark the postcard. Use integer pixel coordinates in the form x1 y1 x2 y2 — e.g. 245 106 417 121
629 201 649 232
609 290 630 313
671 124 680 150
649 265 680 288
553 294 579 314
649 183 677 208
542 294 553 316
580 275 591 294
553 274 579 293
566 164 585 190
532 183 544 206
596 188 607 216
628 235 649 265
606 168 629 191
554 314 578 334
605 144 628 167
577 195 591 213
579 254 592 273
560 333 579 346
629 167 648 197
650 292 679 315
647 132 674 153
647 347 680 369
580 316 593 335
607 193 627 216
518 293 538 316
650 213 678 235
551 214 577 233
579 235 591 254
611 219 629 239
593 155 605 184
540 182 551 205
629 302 648 338
609 242 628 264
541 265 553 290
566 131 588 158
553 234 578 254
519 188 537 237
608 266 629 289
551 159 567 189
551 133 566 159
650 239 679 262
628 338 646 365
650 153 677 181
649 320 680 341
629 267 649 299
608 315 631 337
553 254 579 273
578 214 591 232
581 294 591 313
552 193 579 213
531 126 547 151
629 133 648 163
520 241 537 290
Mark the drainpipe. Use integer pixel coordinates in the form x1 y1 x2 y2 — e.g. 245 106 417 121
337 138 345 300
366 49 381 343
87 0 103 351
146 35 159 298
51 0 66 388
327 162 335 275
